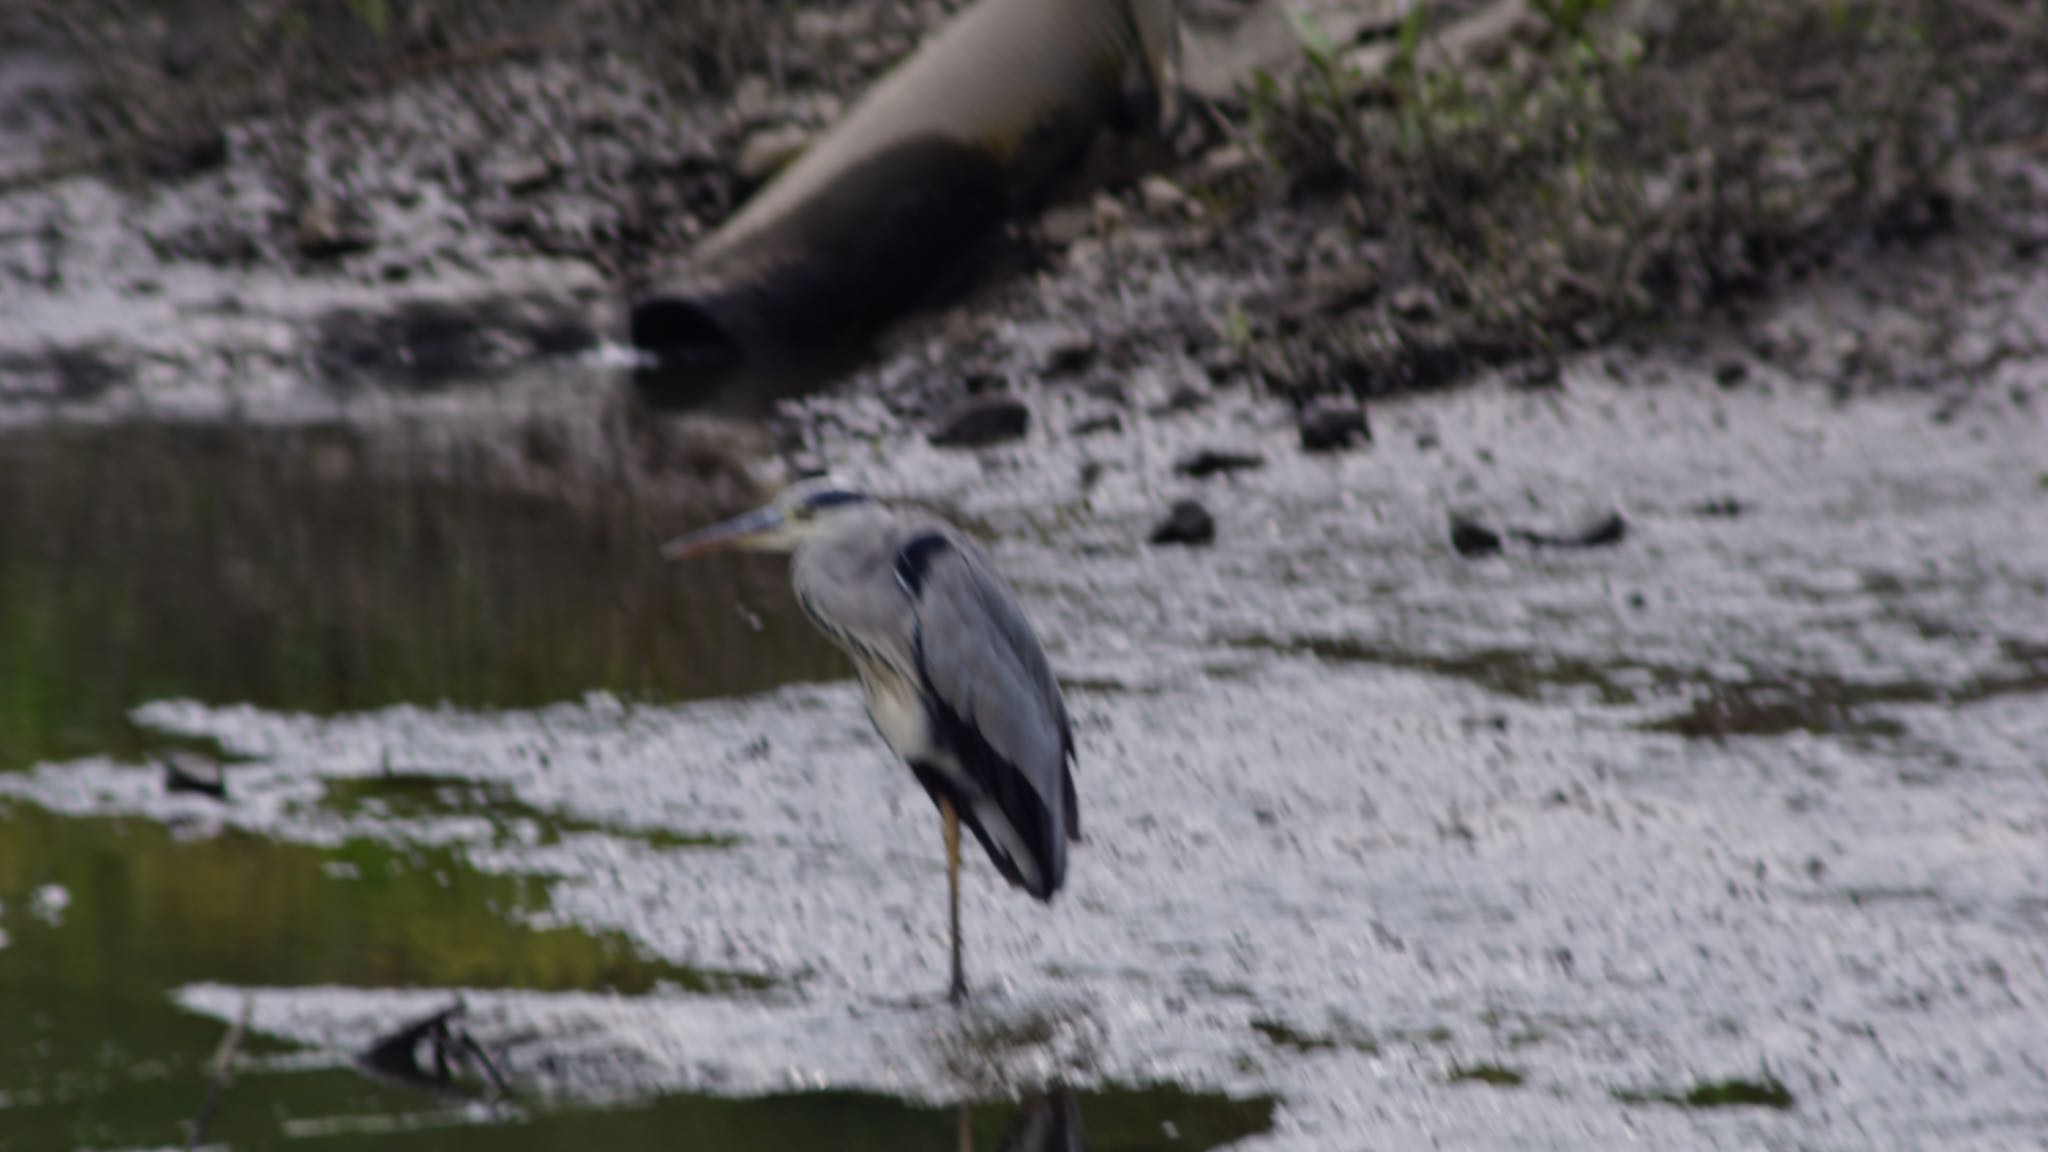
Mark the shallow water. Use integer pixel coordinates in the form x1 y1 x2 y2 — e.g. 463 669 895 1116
0 422 841 774
2 364 2046 1150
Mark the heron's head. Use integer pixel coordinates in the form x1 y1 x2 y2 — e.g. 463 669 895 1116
661 483 876 560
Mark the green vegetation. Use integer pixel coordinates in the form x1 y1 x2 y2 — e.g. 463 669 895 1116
0 804 751 997
1448 1062 1525 1087
1239 0 2045 391
318 774 741 852
1614 1074 1797 1110
1251 1018 1344 1054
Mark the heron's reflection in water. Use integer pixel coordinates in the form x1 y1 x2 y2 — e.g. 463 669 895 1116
969 1089 1084 1152
359 1001 1088 1148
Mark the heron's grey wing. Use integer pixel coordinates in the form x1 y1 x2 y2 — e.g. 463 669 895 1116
901 528 1077 900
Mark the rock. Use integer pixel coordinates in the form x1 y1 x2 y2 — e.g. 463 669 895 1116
732 74 777 123
1449 515 1503 558
1071 412 1122 437
1153 385 1210 415
1040 203 1096 246
1044 333 1097 377
1509 511 1629 549
1714 359 1750 388
1298 396 1371 452
929 394 1030 448
1150 499 1216 546
737 125 812 185
1693 497 1745 518
1175 449 1265 478
295 196 374 261
1092 193 1128 229
1302 263 1381 315
1511 357 1562 390
496 155 559 196
1389 285 1440 321
162 753 226 800
1201 143 1257 181
143 129 228 181
1140 175 1189 215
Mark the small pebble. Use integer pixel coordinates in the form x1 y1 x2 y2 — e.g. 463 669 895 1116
737 124 812 185
1151 500 1216 546
1140 175 1189 215
1299 397 1370 453
929 395 1029 448
1175 449 1265 479
1449 515 1503 558
163 752 228 799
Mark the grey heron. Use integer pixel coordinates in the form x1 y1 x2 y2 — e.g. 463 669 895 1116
664 483 1078 1003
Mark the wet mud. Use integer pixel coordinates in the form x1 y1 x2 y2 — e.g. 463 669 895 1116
2 355 2044 1149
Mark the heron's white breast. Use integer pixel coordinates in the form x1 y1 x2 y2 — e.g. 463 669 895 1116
861 666 934 764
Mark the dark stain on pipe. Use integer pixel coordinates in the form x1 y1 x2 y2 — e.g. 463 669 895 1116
628 0 1178 410
629 139 1008 407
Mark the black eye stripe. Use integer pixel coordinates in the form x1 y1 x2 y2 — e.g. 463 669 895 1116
801 489 871 511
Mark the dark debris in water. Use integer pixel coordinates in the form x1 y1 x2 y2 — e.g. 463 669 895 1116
162 752 228 800
358 999 510 1101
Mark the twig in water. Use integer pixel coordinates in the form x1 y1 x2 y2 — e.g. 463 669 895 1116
185 995 252 1151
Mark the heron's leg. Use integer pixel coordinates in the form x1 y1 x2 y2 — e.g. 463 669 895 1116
941 798 966 1004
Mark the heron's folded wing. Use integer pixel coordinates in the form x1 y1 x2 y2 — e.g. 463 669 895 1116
908 533 1074 897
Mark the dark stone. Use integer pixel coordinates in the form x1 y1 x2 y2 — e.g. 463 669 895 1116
162 754 227 800
1299 397 1370 452
1071 412 1122 437
1044 335 1097 378
1389 285 1440 321
1714 360 1750 388
1449 515 1502 558
144 129 229 182
296 197 375 262
1151 385 1209 415
1175 448 1265 479
1512 357 1562 390
929 394 1029 448
1150 500 1216 546
1693 498 1744 518
1510 511 1629 549
47 348 124 402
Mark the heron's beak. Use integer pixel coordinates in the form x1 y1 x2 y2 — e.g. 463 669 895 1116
661 506 788 560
